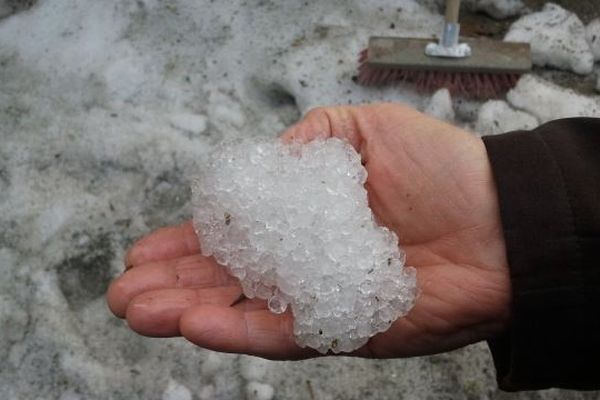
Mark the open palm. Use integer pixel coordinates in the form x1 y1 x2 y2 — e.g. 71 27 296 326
107 103 511 360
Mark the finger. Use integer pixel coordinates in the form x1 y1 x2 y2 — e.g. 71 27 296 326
107 254 237 318
125 221 200 268
280 114 332 143
179 305 318 360
280 106 363 151
232 297 268 312
225 298 375 358
125 286 243 337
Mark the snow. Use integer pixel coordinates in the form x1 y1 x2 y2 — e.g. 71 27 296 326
162 379 193 400
475 100 539 135
169 113 208 135
200 351 224 377
424 88 455 122
507 75 600 122
0 0 599 398
505 3 594 75
239 356 269 381
198 385 216 400
586 18 600 61
246 381 275 400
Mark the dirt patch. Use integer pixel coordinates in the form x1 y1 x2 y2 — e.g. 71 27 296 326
55 233 115 311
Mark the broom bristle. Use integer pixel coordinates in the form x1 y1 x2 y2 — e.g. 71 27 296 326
357 49 521 99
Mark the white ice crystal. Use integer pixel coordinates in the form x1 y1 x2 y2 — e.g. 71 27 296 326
505 3 594 75
191 138 417 354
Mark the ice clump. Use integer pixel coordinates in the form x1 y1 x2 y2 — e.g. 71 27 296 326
507 75 600 122
505 3 594 75
475 100 538 135
424 88 455 122
191 138 417 354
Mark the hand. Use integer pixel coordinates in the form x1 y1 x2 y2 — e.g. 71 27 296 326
107 103 511 360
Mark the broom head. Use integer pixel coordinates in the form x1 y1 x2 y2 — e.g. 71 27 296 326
358 36 532 98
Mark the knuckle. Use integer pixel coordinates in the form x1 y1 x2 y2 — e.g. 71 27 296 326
305 106 330 118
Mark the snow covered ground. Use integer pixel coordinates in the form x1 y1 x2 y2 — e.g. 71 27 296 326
0 0 599 399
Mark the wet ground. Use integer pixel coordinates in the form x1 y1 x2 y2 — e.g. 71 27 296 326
0 1 599 399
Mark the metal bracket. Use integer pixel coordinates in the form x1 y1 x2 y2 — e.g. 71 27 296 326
425 22 472 59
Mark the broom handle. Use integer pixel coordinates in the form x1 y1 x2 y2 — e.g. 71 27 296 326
427 0 470 55
445 0 460 23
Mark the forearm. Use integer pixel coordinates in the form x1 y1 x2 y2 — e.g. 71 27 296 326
483 118 600 391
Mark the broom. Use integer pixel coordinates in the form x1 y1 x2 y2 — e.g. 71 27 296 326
357 0 532 98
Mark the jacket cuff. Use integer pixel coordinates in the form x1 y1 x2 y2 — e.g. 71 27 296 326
482 118 600 391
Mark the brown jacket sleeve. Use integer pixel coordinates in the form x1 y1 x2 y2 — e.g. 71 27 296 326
482 118 600 391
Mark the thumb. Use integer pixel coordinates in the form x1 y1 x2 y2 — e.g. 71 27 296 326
279 106 363 151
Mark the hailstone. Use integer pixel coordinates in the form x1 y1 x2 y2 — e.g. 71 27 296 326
191 137 417 354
